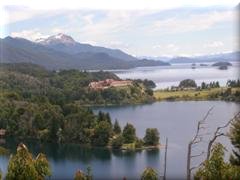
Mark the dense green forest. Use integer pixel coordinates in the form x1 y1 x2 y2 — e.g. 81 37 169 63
0 63 155 106
0 63 156 145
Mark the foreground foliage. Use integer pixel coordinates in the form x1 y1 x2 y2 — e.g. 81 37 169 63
141 167 158 180
194 143 240 180
230 115 240 165
6 143 51 180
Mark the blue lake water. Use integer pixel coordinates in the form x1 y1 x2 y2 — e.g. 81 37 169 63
1 101 239 179
112 62 240 89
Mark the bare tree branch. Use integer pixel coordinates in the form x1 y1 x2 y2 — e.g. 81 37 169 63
191 151 205 159
186 107 214 180
190 162 204 172
206 111 240 160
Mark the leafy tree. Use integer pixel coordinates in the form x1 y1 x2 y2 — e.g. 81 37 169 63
201 82 207 89
34 153 51 179
141 167 158 180
194 143 240 180
6 143 51 180
113 120 121 134
92 121 112 146
179 79 197 88
135 138 144 148
122 123 136 143
145 88 154 96
111 135 124 149
97 111 112 126
229 115 240 165
6 144 38 180
143 128 160 146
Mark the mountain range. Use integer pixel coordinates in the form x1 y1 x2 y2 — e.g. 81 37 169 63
140 51 240 64
0 33 169 70
0 33 238 70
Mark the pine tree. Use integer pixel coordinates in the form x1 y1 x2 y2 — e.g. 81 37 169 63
113 120 121 134
141 167 158 180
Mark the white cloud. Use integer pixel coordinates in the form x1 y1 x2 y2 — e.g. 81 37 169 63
81 40 98 45
153 44 162 49
1 0 239 10
11 29 49 41
152 10 236 34
204 41 224 48
166 44 179 51
51 27 66 34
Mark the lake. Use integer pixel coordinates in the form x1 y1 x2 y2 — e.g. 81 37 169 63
0 101 239 179
111 62 240 89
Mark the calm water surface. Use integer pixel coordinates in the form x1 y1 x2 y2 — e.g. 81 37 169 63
112 63 240 89
0 101 239 179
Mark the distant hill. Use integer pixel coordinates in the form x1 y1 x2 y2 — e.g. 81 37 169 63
0 34 169 70
169 52 240 63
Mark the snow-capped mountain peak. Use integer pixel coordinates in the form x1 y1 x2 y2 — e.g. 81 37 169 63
36 33 76 45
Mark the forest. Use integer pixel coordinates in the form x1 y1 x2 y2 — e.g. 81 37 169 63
0 63 156 146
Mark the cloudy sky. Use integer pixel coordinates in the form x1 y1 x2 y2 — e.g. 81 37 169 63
0 0 239 57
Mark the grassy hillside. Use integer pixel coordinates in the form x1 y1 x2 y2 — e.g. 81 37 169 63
154 87 240 101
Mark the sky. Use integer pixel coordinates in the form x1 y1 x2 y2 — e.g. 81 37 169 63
0 0 239 57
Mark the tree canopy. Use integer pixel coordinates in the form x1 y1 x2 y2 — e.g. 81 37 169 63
194 143 240 180
143 128 160 146
122 123 136 144
141 167 158 180
179 79 197 88
230 115 240 165
113 120 121 134
6 143 51 180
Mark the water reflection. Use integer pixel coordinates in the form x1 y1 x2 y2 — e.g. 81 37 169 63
1 138 161 179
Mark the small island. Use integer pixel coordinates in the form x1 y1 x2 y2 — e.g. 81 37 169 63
212 61 232 70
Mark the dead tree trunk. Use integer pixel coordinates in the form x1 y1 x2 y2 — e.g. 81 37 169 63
206 111 240 160
186 107 213 180
163 137 168 180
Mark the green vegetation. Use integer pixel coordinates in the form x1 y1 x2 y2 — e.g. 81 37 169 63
154 87 240 101
122 123 136 144
155 79 240 102
143 128 160 146
111 135 124 149
0 63 155 106
0 63 157 146
111 123 160 150
0 146 9 155
230 115 240 165
141 167 158 180
201 81 220 89
113 120 121 134
194 143 240 180
93 121 112 146
6 143 51 180
134 79 156 89
179 79 197 88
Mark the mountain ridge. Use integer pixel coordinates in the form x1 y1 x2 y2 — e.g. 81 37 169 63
36 33 138 61
0 35 169 70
